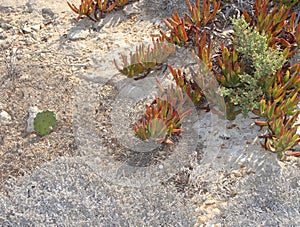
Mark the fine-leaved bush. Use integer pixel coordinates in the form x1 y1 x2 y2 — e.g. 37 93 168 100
221 16 286 116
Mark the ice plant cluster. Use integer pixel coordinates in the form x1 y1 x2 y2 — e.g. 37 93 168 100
67 0 128 21
134 79 193 145
68 0 300 159
114 38 175 80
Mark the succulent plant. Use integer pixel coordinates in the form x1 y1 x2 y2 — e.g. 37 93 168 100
114 38 175 79
168 65 206 109
271 0 299 7
67 0 128 21
195 31 213 70
159 12 190 46
34 110 57 137
185 0 220 27
134 78 193 145
243 0 299 59
159 0 220 47
216 44 243 88
67 0 96 21
254 64 300 159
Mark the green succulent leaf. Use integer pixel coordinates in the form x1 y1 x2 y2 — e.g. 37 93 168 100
34 110 57 137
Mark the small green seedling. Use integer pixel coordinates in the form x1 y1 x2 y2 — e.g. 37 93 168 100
34 110 57 136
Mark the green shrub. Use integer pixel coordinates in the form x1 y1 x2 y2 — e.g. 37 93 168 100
221 16 286 116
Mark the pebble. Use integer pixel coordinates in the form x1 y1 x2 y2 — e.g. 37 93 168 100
31 33 38 41
0 40 9 49
31 24 41 31
0 22 13 30
26 106 40 133
0 110 12 124
0 31 7 39
42 8 55 20
22 26 32 34
219 133 231 140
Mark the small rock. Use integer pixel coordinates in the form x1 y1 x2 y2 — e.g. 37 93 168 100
31 24 41 31
0 110 12 124
0 22 13 30
42 8 55 20
0 40 9 49
26 1 35 13
211 224 222 227
0 6 13 14
26 106 40 133
219 133 231 140
68 28 90 41
22 26 32 34
0 31 7 39
31 33 38 41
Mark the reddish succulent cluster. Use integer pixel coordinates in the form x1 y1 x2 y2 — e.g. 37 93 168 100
133 79 193 145
243 0 300 58
131 0 300 158
67 0 128 21
254 64 300 159
114 38 175 80
68 0 300 158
